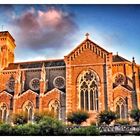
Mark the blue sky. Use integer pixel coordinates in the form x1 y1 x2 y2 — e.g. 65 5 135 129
0 5 140 63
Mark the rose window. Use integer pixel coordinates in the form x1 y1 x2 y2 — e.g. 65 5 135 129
29 78 40 91
53 76 65 89
115 74 125 85
6 76 15 92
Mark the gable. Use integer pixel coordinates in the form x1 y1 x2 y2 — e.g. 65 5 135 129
44 88 64 96
113 85 132 93
17 89 38 98
0 91 13 97
65 38 109 65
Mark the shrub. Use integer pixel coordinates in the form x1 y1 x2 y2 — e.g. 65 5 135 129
34 110 55 123
12 112 28 125
69 125 100 136
12 123 40 136
38 116 66 136
98 110 118 125
0 123 13 136
130 109 140 124
67 110 89 125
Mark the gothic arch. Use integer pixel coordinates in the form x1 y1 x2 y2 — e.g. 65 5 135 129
77 69 100 85
77 69 100 111
114 97 128 119
0 102 8 122
22 100 34 121
48 99 60 119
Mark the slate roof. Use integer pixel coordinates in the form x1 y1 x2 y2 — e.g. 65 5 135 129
113 54 130 62
4 59 65 70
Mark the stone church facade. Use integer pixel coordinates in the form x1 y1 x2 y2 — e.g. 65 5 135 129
0 31 140 124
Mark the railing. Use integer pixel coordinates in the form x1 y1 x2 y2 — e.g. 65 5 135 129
66 125 140 135
98 125 140 135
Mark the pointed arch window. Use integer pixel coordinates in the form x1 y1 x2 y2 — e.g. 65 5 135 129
49 100 60 119
78 70 99 111
23 101 33 122
0 103 7 122
116 98 127 119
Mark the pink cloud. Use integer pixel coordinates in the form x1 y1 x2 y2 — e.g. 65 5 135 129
12 7 78 51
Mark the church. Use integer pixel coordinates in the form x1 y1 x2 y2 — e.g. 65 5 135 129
0 31 140 123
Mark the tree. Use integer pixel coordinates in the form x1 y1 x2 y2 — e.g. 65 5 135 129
67 110 89 125
38 116 66 136
130 109 140 124
98 110 118 125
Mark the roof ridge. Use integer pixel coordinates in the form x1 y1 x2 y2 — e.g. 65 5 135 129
13 58 64 64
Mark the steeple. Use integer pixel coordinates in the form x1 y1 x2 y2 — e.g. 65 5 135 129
0 31 16 69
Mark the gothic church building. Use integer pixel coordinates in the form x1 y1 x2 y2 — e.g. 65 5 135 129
0 31 140 123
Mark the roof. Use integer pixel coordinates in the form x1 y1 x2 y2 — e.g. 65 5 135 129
113 83 133 91
66 38 109 57
4 59 65 70
0 31 15 42
112 54 130 62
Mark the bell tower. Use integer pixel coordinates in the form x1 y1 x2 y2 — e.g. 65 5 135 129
0 31 16 69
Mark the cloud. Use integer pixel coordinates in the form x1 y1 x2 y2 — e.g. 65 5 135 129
12 7 78 52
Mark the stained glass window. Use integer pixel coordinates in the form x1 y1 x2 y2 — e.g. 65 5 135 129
0 103 7 122
53 76 65 89
116 98 126 119
23 101 33 122
78 70 99 111
49 100 60 119
29 78 40 91
115 74 125 85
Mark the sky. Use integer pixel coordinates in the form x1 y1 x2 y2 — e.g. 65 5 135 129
0 5 140 63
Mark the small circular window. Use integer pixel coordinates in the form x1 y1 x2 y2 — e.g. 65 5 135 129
114 74 125 85
29 78 40 91
53 76 65 89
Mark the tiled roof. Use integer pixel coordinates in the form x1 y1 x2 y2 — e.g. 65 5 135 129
113 55 130 62
4 59 65 70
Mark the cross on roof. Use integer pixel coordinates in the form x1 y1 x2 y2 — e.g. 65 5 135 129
85 33 89 39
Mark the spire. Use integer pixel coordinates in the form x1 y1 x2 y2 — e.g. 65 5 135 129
85 33 89 39
41 62 46 81
132 56 135 64
116 52 118 56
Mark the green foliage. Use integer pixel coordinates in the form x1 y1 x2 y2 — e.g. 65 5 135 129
69 125 100 136
12 112 28 125
115 119 130 125
98 110 118 125
12 123 40 136
38 116 66 136
67 110 89 125
0 123 13 136
34 110 55 123
130 109 140 124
